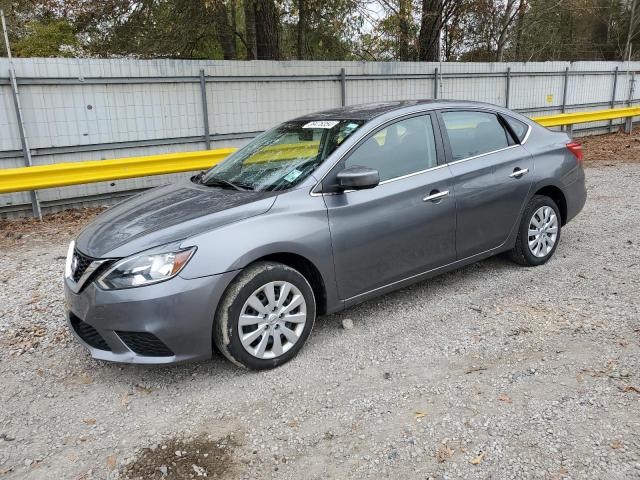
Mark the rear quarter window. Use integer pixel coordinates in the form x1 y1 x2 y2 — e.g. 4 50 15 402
503 116 530 142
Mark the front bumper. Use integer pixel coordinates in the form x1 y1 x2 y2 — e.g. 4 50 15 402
64 270 238 364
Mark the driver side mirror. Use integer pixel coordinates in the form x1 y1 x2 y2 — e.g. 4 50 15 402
335 166 380 191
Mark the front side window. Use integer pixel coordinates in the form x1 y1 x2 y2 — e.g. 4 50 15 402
441 111 510 161
344 115 438 182
201 119 364 191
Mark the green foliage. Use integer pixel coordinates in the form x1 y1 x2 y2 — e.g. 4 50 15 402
1 0 638 61
280 0 365 60
77 0 222 58
13 19 78 57
509 0 635 61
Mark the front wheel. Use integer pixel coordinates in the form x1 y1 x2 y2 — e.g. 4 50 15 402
213 261 316 370
509 195 562 267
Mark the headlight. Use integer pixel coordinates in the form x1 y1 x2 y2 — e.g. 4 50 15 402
64 240 76 279
97 247 196 290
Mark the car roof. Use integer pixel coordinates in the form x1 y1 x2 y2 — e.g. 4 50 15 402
294 99 503 122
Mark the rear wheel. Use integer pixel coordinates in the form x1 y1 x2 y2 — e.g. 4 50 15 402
509 195 561 266
213 261 316 370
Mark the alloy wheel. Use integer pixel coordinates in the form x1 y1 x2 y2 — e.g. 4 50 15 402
528 206 558 258
238 281 307 359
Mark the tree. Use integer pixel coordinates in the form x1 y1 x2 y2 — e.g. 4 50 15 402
442 0 474 60
495 0 521 61
243 0 258 59
296 0 306 59
13 18 78 57
514 0 527 58
210 0 237 59
418 0 441 61
2 0 637 61
282 0 363 60
398 0 412 60
418 0 459 61
624 0 639 61
255 0 280 59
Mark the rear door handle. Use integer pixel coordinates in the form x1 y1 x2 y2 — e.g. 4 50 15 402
423 190 449 202
509 168 529 178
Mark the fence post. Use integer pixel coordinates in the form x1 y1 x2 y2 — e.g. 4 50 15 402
561 66 569 132
505 67 511 108
561 67 569 113
339 68 346 107
608 67 618 133
433 67 439 99
199 69 211 150
2 10 41 219
625 72 636 134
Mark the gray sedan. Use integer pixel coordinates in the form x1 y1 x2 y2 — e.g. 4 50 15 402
64 100 586 369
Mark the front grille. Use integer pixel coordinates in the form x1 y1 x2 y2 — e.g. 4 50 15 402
116 331 175 357
71 248 94 282
70 248 113 292
70 313 111 351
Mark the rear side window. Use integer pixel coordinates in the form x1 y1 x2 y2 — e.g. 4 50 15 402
345 115 438 182
441 111 510 161
503 116 529 142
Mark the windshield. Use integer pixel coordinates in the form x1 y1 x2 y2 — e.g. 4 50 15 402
200 119 365 191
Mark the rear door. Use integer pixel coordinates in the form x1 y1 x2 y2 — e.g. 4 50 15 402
437 109 533 260
322 113 456 300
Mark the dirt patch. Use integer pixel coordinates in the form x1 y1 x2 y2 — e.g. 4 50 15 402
580 128 640 165
120 435 237 480
0 207 104 249
1 324 47 356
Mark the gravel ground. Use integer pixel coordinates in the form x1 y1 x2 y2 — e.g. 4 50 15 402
1 137 639 479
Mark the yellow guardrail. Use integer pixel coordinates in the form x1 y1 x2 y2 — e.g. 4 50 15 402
533 106 639 127
0 148 236 194
0 107 637 194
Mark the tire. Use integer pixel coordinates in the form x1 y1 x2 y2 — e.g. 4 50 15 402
509 195 562 267
213 261 316 370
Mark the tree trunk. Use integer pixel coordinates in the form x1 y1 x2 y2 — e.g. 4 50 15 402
514 0 526 60
495 0 516 62
557 3 574 60
243 0 257 59
592 0 611 59
398 0 411 61
297 0 306 60
254 0 280 60
230 0 237 53
418 0 442 61
624 0 638 61
443 22 453 61
212 1 236 59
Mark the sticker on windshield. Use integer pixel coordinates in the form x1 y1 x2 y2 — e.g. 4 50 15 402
283 169 303 183
303 120 339 129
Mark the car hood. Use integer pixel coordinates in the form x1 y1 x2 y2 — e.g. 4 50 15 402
76 181 277 258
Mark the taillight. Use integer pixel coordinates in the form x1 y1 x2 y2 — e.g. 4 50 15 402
566 141 583 162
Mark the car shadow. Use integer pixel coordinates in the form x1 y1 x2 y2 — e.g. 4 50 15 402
318 253 518 325
76 252 521 386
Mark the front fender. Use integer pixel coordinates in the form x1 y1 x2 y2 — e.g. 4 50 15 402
178 189 342 313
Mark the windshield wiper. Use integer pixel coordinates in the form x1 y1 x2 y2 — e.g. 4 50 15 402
191 171 205 184
202 177 251 191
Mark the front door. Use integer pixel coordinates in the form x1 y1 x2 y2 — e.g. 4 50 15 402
438 110 534 259
322 114 457 300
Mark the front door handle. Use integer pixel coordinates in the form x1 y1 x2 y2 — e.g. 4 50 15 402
509 168 529 178
423 190 449 202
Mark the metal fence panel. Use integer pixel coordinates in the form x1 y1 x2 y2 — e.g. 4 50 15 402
1 58 639 217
